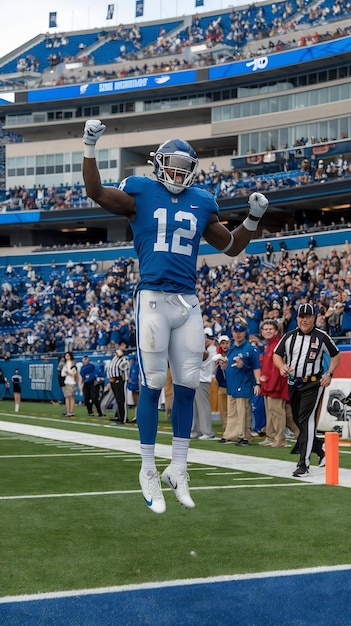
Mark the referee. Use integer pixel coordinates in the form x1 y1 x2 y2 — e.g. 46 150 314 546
107 343 129 424
273 303 340 477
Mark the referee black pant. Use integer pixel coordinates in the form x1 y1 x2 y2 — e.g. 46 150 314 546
111 378 127 423
289 381 324 468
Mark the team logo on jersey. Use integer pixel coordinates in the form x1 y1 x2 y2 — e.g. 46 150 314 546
171 197 178 203
150 301 156 309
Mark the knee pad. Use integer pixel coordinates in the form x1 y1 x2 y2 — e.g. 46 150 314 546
145 370 167 390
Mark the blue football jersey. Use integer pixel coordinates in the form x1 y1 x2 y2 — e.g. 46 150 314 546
119 176 219 293
225 340 261 397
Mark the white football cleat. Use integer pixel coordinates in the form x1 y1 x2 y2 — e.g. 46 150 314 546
139 469 166 514
162 465 195 509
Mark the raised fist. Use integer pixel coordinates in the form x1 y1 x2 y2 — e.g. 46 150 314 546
248 192 269 219
83 119 106 145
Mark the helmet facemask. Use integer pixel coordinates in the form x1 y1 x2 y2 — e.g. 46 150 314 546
153 144 198 194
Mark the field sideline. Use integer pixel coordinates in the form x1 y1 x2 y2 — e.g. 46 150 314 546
1 416 351 487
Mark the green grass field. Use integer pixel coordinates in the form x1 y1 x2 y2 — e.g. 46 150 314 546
1 400 351 598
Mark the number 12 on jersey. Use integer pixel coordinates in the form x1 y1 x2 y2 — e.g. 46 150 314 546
153 208 197 256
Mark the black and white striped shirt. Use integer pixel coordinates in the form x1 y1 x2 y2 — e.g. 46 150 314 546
274 326 339 379
107 354 129 380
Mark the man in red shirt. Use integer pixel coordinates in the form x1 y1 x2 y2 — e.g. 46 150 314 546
259 320 290 448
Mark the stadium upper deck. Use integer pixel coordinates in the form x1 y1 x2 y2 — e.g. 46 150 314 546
1 0 351 248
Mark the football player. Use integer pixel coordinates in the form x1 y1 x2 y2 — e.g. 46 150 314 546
83 120 269 514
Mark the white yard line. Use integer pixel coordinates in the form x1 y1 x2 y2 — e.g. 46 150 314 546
1 563 351 604
0 452 131 459
0 482 313 501
1 419 351 487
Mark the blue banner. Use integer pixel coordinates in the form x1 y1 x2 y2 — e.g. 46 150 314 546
0 211 40 225
0 359 60 402
209 35 351 81
135 0 144 17
106 4 114 19
195 0 204 6
28 69 198 103
49 12 57 28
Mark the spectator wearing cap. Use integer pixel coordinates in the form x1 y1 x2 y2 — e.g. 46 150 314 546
273 303 340 477
191 328 217 440
78 355 104 417
219 322 261 446
213 334 231 436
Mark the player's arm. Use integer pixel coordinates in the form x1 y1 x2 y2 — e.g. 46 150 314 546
203 192 269 257
82 120 135 219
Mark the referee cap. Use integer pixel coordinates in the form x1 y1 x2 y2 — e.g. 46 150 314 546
297 303 315 317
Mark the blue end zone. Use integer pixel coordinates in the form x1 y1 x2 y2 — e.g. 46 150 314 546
1 567 350 625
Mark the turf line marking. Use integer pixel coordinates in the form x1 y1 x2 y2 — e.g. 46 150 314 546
0 452 131 459
2 563 351 603
0 412 169 434
231 477 273 481
206 471 245 476
184 466 219 471
2 420 351 487
0 482 313 501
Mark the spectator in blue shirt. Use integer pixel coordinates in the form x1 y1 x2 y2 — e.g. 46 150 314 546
79 355 104 417
219 322 261 445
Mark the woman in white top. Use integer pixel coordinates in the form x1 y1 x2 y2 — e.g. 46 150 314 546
61 351 77 417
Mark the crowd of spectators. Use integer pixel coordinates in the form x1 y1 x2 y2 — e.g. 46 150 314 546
198 243 351 342
195 150 351 199
2 140 351 213
51 19 350 85
16 54 40 73
6 1 351 89
2 184 91 211
1 239 351 361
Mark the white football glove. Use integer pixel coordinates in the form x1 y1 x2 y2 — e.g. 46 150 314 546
83 119 106 145
248 192 269 219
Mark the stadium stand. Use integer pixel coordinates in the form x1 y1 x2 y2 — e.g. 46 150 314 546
0 1 351 360
0 238 351 363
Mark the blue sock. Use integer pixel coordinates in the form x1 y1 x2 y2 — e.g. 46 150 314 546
171 384 196 439
137 385 161 444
